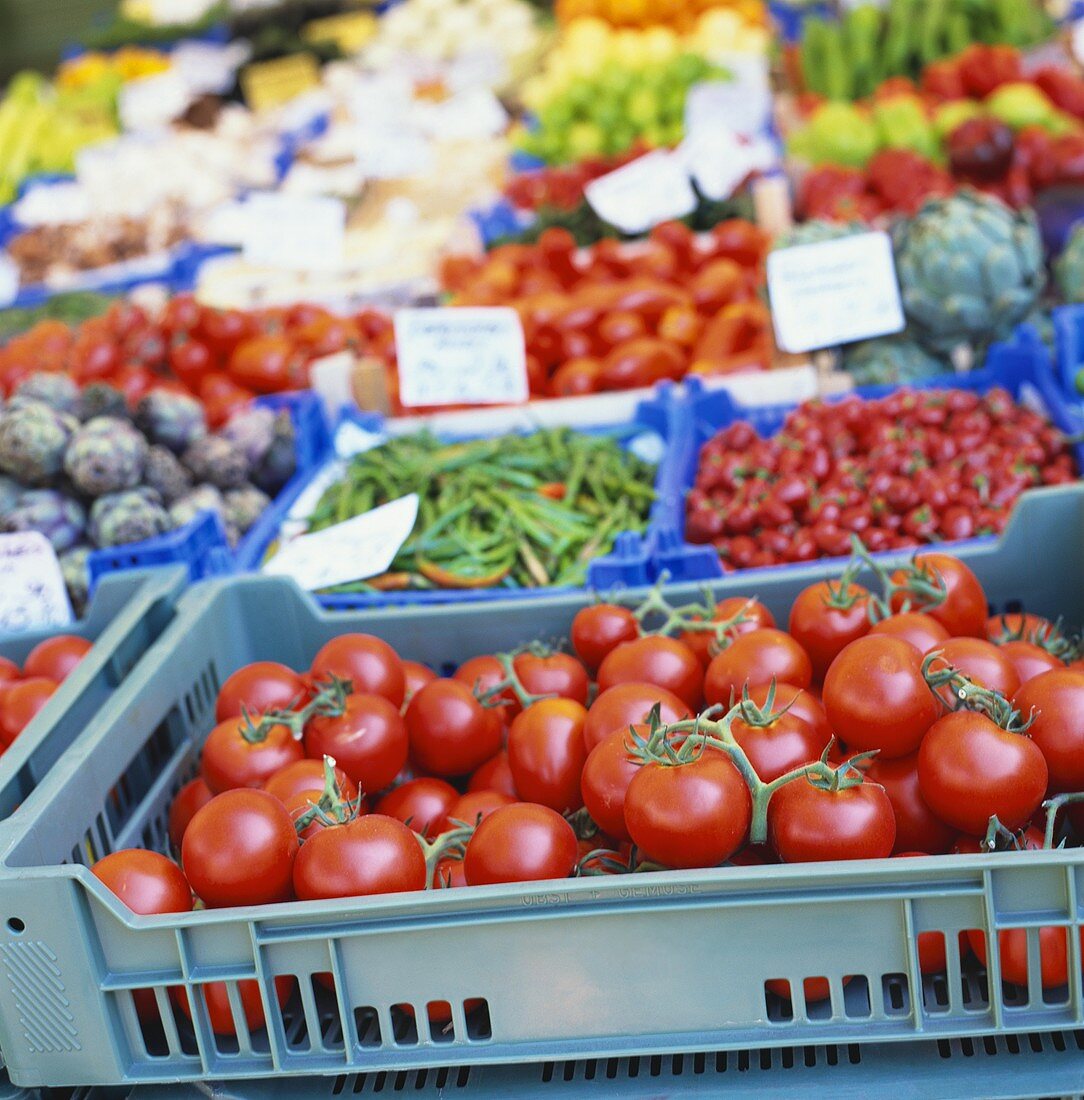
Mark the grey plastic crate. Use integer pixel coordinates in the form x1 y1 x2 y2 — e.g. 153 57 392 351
0 488 1082 1090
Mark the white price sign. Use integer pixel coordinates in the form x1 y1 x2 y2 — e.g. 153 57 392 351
242 192 345 271
685 63 771 139
263 493 419 590
584 150 698 235
767 231 905 354
677 129 775 202
0 532 73 633
395 308 529 408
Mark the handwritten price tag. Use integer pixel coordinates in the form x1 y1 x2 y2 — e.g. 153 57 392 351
767 231 905 354
0 532 73 633
242 192 345 271
584 151 697 235
263 493 419 590
395 308 529 408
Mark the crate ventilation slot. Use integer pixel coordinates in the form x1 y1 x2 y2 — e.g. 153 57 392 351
331 1065 473 1094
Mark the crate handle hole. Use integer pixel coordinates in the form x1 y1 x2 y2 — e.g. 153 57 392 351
6 917 24 934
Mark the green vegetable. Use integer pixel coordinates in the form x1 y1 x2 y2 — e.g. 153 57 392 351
0 292 113 345
303 429 656 592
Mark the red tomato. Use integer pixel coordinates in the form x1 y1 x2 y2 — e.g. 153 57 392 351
866 754 955 855
310 634 405 707
598 636 703 710
21 635 91 683
679 597 776 666
890 555 987 638
169 338 215 391
583 682 691 753
624 751 751 869
933 638 1020 698
768 777 896 862
162 293 202 336
1013 670 1084 792
293 815 426 900
376 777 459 840
92 849 191 915
215 661 306 722
0 677 57 745
999 641 1060 686
173 978 291 1037
868 612 950 652
168 777 214 850
731 710 827 784
435 856 468 888
598 338 685 390
0 656 18 685
201 717 304 794
570 604 639 672
788 581 871 683
507 699 588 813
263 759 359 805
405 680 503 777
402 660 436 707
513 652 589 705
468 750 518 798
969 926 1071 990
228 335 300 393
918 712 1048 834
743 682 833 746
284 786 339 841
464 804 578 885
198 308 255 359
453 654 521 724
181 789 299 907
580 726 644 841
305 692 408 794
822 636 939 759
985 612 1055 644
704 630 812 706
550 358 600 396
439 790 515 831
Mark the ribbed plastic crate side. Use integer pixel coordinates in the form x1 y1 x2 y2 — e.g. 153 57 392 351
1 493 1084 1086
0 566 187 821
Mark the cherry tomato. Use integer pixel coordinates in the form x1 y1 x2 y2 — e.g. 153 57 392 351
215 662 306 722
823 636 939 759
866 754 955 855
305 692 408 794
405 680 503 777
0 677 57 745
731 710 827 784
788 581 871 683
891 555 987 638
583 682 691 754
513 652 590 705
181 789 299 907
263 759 359 805
598 635 703 710
376 777 459 840
1013 670 1084 792
868 612 950 652
468 750 518 798
439 790 515 831
704 629 812 706
21 635 91 683
293 815 426 900
507 699 588 813
402 660 436 707
570 604 639 672
310 635 405 707
624 751 751 869
580 726 644 841
93 849 191 915
201 718 304 794
918 712 1048 834
168 777 214 850
768 777 896 862
464 804 578 885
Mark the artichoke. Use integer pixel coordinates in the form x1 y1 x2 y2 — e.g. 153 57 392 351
1055 223 1084 305
842 336 948 387
143 444 193 505
182 435 250 490
15 373 80 415
168 484 226 531
251 410 296 496
60 545 92 615
0 401 78 487
892 190 1044 356
224 484 271 537
64 417 148 498
78 382 129 422
0 489 86 552
218 406 275 467
89 488 170 548
135 391 206 454
772 220 864 251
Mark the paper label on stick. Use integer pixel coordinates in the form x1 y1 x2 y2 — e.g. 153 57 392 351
584 150 698 235
395 307 528 408
0 532 74 633
767 231 905 354
263 493 419 590
241 192 345 271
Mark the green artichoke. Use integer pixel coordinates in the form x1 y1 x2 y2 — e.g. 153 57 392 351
78 382 129 422
15 373 80 416
64 417 148 497
1055 223 1084 305
892 190 1044 356
135 391 206 454
224 484 271 537
60 545 92 614
143 445 193 505
89 488 170 548
0 401 78 487
842 336 948 387
0 489 86 552
182 435 250 490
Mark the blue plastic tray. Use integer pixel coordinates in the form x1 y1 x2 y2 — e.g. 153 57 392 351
0 487 1081 1089
652 325 1084 583
233 390 687 608
87 390 333 593
1051 303 1084 407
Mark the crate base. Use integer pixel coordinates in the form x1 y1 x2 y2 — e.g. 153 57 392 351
55 1029 1084 1099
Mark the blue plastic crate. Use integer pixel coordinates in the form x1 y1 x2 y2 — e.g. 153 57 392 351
0 488 1083 1089
467 197 535 249
0 565 186 821
87 391 333 592
769 0 834 44
233 390 688 608
653 325 1084 583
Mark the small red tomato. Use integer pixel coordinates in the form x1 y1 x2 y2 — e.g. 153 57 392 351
570 604 639 672
580 726 644 841
168 777 214 850
0 677 57 745
22 635 91 683
310 634 405 707
376 777 459 840
215 661 306 723
468 750 518 799
507 698 588 813
464 804 578 885
93 849 191 915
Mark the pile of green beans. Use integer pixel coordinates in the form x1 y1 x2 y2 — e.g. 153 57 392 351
307 427 657 591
